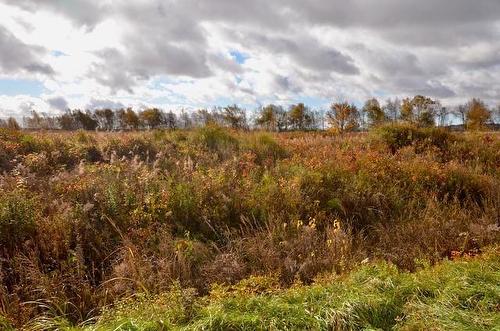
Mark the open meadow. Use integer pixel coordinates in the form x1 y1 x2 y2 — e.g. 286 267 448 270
0 125 499 330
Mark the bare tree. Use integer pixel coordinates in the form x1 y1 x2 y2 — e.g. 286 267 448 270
165 111 178 129
0 117 20 130
179 110 192 129
94 108 115 131
222 104 247 129
383 98 401 123
454 104 468 128
491 105 500 125
435 104 448 127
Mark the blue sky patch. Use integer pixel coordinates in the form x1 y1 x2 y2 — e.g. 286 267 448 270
374 90 388 98
51 50 68 57
230 51 249 64
299 96 331 109
0 79 46 97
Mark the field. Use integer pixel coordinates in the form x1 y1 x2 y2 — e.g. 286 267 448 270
0 125 499 330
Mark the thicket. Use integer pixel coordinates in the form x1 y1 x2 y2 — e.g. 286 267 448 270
0 125 498 329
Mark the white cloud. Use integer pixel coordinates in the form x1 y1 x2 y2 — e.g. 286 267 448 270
0 0 499 117
0 94 50 119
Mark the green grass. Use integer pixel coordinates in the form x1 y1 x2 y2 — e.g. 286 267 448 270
40 246 496 331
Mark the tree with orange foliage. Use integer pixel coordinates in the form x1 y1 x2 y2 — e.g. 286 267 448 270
140 108 164 129
400 98 414 122
326 102 359 133
117 108 140 130
466 98 490 130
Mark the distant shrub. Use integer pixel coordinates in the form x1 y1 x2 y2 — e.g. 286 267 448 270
0 130 79 171
245 133 287 164
152 129 169 142
19 134 43 153
23 152 52 174
84 145 103 162
375 124 457 154
0 190 38 251
419 127 456 148
75 130 95 144
448 134 500 172
193 125 239 155
374 123 418 152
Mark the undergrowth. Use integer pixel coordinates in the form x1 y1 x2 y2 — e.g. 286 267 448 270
17 246 498 330
0 126 498 329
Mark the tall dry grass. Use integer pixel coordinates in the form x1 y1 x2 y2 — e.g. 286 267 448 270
0 125 498 327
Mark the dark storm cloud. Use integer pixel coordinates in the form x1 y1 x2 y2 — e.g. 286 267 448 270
7 0 289 31
124 39 211 78
227 31 359 75
86 98 125 110
273 75 303 94
279 0 500 51
414 81 457 99
0 25 54 75
46 96 68 111
88 48 137 93
89 42 211 93
18 0 500 32
7 0 500 50
365 50 424 77
4 0 107 29
285 1 500 31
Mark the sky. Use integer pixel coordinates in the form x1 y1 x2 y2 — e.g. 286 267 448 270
0 0 499 119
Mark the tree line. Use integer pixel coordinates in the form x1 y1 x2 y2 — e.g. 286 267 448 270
1 95 499 132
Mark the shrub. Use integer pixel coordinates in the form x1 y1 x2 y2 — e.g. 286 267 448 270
0 190 38 252
167 182 200 234
193 125 239 156
244 133 287 164
375 124 457 154
75 130 95 144
440 167 492 204
374 123 418 153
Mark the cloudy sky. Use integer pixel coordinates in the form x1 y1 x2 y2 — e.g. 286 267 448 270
1 0 499 118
